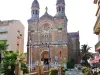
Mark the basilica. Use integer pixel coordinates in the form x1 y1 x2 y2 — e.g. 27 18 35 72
27 0 80 65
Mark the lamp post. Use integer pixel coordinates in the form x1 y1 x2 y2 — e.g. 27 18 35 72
28 38 31 74
30 43 33 72
16 31 22 75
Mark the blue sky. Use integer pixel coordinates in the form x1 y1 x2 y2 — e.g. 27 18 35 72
0 0 98 52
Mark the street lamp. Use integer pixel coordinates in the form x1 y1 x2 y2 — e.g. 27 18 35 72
16 30 22 75
29 39 33 72
28 38 32 74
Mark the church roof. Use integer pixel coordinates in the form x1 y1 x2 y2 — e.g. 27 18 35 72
31 0 39 8
28 18 39 22
68 32 79 38
40 12 53 20
54 13 67 19
56 0 65 5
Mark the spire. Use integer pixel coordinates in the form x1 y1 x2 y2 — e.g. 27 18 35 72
55 0 66 18
31 0 39 8
28 0 40 22
56 0 65 5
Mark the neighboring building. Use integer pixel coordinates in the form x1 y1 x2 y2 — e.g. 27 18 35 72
93 0 100 55
0 20 24 53
68 32 80 63
91 0 100 64
27 0 80 65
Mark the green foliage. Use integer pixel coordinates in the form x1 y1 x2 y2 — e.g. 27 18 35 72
67 59 75 69
93 71 98 75
61 67 67 72
81 44 91 52
82 67 93 75
0 42 9 74
49 69 58 75
81 44 94 67
0 42 9 52
0 42 9 62
21 62 29 74
1 51 29 75
82 67 100 75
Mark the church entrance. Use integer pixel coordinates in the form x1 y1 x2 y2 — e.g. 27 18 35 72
44 58 49 65
41 51 49 65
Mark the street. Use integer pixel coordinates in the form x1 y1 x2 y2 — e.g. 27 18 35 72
65 70 83 75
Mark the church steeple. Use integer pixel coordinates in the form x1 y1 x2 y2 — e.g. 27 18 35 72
56 0 65 5
31 0 40 22
55 0 65 18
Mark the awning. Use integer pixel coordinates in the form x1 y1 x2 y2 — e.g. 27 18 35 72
90 57 100 63
96 49 100 52
95 41 100 52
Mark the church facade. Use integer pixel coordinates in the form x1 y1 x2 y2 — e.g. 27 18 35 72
27 0 80 65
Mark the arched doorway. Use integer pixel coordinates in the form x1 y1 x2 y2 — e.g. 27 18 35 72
41 51 49 65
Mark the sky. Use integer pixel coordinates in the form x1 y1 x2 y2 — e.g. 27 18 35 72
0 0 98 53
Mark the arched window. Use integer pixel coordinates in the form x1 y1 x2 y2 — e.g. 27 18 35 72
33 10 34 14
41 23 52 43
57 8 59 12
36 10 38 14
59 7 61 11
40 34 44 42
60 51 61 57
62 7 64 12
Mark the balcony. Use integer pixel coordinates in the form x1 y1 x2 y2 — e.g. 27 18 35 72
0 26 9 33
0 33 8 40
94 14 100 35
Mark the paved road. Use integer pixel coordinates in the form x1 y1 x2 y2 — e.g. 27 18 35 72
65 70 83 75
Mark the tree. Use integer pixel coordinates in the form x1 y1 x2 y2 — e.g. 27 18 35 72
0 42 8 62
80 44 94 67
67 59 75 69
82 67 93 75
1 51 29 75
0 42 8 75
0 42 9 51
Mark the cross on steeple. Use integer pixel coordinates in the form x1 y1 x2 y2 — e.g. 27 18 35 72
45 6 48 12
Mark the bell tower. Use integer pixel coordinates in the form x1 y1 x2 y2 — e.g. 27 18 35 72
56 0 65 17
31 0 40 21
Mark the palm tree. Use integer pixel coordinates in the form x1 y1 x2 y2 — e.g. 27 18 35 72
80 44 94 67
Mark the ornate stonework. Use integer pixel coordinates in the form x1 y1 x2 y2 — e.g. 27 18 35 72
27 0 80 64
